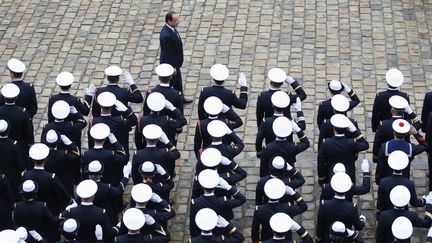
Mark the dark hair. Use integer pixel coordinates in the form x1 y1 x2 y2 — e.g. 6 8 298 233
10 71 23 79
159 76 171 83
60 85 71 91
214 80 224 85
391 108 404 116
165 11 177 23
107 76 119 83
334 127 346 134
273 106 284 113
270 81 282 88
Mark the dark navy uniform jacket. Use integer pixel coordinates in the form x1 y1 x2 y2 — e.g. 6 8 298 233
371 88 410 132
0 80 38 118
48 92 92 122
317 89 359 129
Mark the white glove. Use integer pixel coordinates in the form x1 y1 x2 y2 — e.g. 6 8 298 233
114 100 128 112
123 71 135 85
219 177 232 191
226 123 233 135
108 133 117 144
165 100 175 111
347 120 357 133
95 224 103 240
404 105 413 114
155 164 167 176
29 230 43 241
285 75 295 85
144 214 156 225
428 227 432 237
291 120 301 134
359 215 366 222
150 192 163 203
424 192 432 204
16 227 28 241
222 104 230 113
286 163 293 171
346 228 355 237
238 72 247 87
216 215 229 228
60 134 72 145
342 83 352 93
220 156 231 166
285 185 296 196
361 159 369 173
69 106 78 114
290 221 301 231
85 84 95 96
159 132 170 144
293 97 302 112
123 162 132 178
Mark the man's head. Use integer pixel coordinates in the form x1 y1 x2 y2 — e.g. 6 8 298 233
165 11 179 28
7 58 25 80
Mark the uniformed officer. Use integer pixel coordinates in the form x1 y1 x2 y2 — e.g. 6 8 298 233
252 178 307 242
0 83 34 169
316 172 366 243
372 68 411 132
135 162 174 201
255 156 305 205
14 180 58 242
194 96 243 158
83 123 128 185
188 208 244 243
0 173 13 231
132 124 180 182
189 169 246 237
56 218 96 243
317 79 360 129
263 212 313 243
328 221 364 243
376 151 426 216
115 207 169 242
260 116 310 177
375 119 426 184
192 147 247 198
391 216 413 242
197 64 248 120
256 91 305 155
92 66 143 118
318 94 359 148
143 63 184 115
256 67 307 127
21 143 75 217
129 183 175 230
205 119 244 161
317 114 369 185
320 161 370 203
135 92 186 149
0 119 24 199
48 72 93 122
83 160 131 226
89 91 137 155
60 179 117 243
373 95 421 162
1 58 38 119
376 185 432 242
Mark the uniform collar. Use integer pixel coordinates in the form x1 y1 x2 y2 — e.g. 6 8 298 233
387 87 399 91
60 91 70 94
146 144 157 148
201 232 213 236
270 88 281 91
334 195 346 199
11 79 23 82
94 145 104 149
81 202 93 206
211 141 222 145
159 83 170 87
34 166 44 170
107 83 119 86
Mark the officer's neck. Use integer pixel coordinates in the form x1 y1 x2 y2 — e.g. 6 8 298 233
334 133 345 137
393 206 405 210
54 119 64 122
128 230 140 235
159 83 170 87
5 102 15 105
0 135 7 138
273 235 286 240
146 144 157 148
101 112 111 116
334 194 345 199
273 112 284 116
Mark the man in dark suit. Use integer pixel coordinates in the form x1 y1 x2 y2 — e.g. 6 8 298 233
160 10 192 103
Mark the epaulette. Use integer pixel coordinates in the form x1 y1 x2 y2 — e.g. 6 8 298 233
52 173 56 179
231 90 235 94
21 171 25 176
191 199 195 204
13 140 17 145
255 205 259 211
13 203 16 208
224 196 227 202
321 200 325 205
425 211 432 218
103 209 106 214
44 202 47 207
23 108 26 112
221 235 225 240
300 231 309 238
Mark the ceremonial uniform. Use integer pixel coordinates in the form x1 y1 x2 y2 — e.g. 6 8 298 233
82 142 129 185
0 175 13 230
197 85 248 120
316 198 365 242
188 223 244 243
371 89 410 132
316 89 360 129
48 92 92 122
317 118 358 149
143 84 183 116
115 233 169 243
0 137 24 199
21 169 71 216
41 113 87 149
0 80 38 119
317 131 369 185
260 131 310 177
92 84 143 118
376 206 432 243
252 192 307 242
320 171 370 203
376 174 425 214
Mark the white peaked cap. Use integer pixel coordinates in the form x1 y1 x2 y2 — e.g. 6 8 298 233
331 94 349 112
392 119 410 134
90 123 110 140
272 116 292 137
198 169 220 189
330 172 352 193
264 178 286 200
386 68 404 87
210 64 229 81
97 92 116 107
391 216 412 240
204 96 223 115
142 124 163 140
56 71 74 86
332 163 346 174
1 83 20 99
0 120 8 133
46 129 58 144
390 185 410 207
29 143 50 160
123 208 145 230
76 179 98 199
267 68 286 83
388 150 409 171
271 156 285 170
271 91 290 108
155 63 174 77
328 80 343 92
131 183 153 203
331 221 346 233
22 180 36 193
88 160 103 173
105 65 122 76
63 219 78 233
0 229 19 243
389 95 408 110
330 114 350 128
270 213 293 233
7 58 26 73
200 147 222 168
195 208 218 231
52 100 70 119
207 120 227 138
146 92 166 112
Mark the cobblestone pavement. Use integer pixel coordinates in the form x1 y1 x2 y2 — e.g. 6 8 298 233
1 0 432 242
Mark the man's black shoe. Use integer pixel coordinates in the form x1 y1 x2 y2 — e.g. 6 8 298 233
183 97 193 104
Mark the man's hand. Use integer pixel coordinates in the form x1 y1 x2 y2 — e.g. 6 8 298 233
29 230 43 241
220 156 231 166
222 104 230 113
155 164 167 176
165 100 176 111
95 224 103 240
293 97 302 112
70 106 78 114
238 72 247 87
291 120 301 134
342 83 352 93
86 84 95 96
285 185 296 196
60 134 72 145
108 133 117 144
159 132 170 144
361 159 369 173
285 75 295 85
219 177 232 191
115 100 128 112
216 215 229 228
123 162 132 178
123 71 135 85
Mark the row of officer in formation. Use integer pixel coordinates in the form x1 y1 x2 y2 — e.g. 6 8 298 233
1 56 432 242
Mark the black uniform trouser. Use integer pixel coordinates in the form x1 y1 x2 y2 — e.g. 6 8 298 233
429 152 432 191
171 67 183 95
